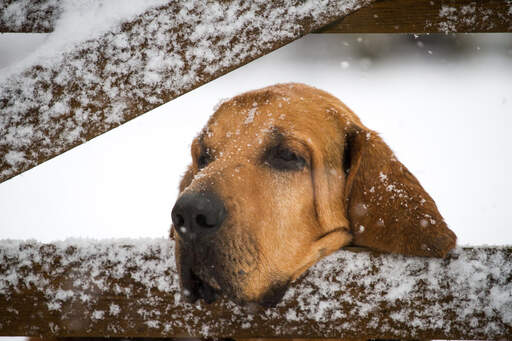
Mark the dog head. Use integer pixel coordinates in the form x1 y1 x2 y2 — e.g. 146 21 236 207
171 83 456 307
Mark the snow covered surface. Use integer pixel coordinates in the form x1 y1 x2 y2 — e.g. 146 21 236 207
0 0 371 182
0 238 510 338
1 0 172 61
3 0 512 34
0 0 60 32
437 3 512 33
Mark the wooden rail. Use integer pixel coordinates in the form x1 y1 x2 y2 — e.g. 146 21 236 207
0 0 60 33
0 239 510 339
317 0 512 33
2 0 511 33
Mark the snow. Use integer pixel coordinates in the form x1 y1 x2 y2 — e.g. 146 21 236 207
3 151 25 166
1 0 171 67
244 107 258 124
278 246 512 338
437 3 512 33
378 171 388 182
0 0 60 32
438 5 475 33
0 239 510 338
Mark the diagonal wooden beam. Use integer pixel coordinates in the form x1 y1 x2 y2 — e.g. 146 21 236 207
0 239 511 339
317 0 512 33
0 0 60 33
0 0 374 183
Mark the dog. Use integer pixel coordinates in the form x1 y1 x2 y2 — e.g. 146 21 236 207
171 83 456 308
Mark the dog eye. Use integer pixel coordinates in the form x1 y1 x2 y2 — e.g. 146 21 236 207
197 149 212 169
266 145 306 171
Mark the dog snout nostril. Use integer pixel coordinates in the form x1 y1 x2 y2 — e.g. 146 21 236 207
174 213 185 227
196 214 216 229
171 190 227 237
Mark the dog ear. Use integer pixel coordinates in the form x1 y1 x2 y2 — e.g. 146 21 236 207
343 124 456 257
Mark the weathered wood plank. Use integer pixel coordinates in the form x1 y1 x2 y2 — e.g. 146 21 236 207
0 239 510 339
3 0 511 33
0 0 60 33
0 0 373 183
317 0 512 33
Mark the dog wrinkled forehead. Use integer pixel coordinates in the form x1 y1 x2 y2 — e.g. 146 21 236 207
199 84 354 154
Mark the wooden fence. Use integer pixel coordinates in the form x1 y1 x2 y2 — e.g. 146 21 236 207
0 239 510 339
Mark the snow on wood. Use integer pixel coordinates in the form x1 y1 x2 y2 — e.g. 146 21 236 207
0 0 373 183
436 0 512 33
0 239 510 338
3 0 512 33
0 0 61 32
318 0 512 33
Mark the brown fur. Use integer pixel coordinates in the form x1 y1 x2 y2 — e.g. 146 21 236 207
173 83 456 305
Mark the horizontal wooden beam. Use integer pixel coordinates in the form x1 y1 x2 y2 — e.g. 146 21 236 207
2 0 511 33
0 239 510 339
0 0 373 183
317 0 512 33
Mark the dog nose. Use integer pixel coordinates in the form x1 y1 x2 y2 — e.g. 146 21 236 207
171 191 227 237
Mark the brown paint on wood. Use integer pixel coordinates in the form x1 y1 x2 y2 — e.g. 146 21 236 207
317 0 512 33
0 240 510 339
2 0 511 33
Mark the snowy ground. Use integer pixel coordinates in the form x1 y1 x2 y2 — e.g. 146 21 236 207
0 33 511 247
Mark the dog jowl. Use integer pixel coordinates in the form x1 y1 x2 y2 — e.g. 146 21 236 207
171 83 456 307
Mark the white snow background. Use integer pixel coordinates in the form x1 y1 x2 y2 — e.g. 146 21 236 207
0 32 511 247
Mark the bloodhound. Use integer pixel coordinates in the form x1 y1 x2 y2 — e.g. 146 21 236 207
171 83 456 307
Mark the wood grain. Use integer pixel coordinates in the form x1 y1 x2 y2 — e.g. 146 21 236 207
317 0 512 33
1 239 510 339
2 0 511 33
